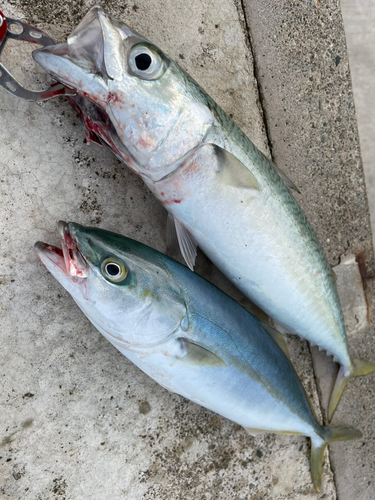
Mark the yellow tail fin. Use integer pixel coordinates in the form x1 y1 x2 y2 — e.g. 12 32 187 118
352 357 375 377
328 358 375 422
311 427 362 491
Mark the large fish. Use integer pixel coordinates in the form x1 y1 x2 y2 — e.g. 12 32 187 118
32 7 375 420
35 221 361 491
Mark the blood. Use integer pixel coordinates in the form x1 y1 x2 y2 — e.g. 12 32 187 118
67 95 123 158
45 245 63 257
161 198 182 205
39 82 72 100
107 92 121 104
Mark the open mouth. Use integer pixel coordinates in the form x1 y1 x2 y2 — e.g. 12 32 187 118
35 221 89 278
32 6 114 87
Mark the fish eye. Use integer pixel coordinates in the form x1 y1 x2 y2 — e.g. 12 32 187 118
128 44 168 81
135 53 152 71
101 258 128 283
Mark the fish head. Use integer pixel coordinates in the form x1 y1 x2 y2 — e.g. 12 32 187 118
34 222 186 347
33 7 213 180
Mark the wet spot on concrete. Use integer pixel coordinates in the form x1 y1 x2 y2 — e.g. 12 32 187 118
1 435 13 447
211 449 233 470
139 401 151 414
176 436 194 456
208 415 222 430
21 418 33 429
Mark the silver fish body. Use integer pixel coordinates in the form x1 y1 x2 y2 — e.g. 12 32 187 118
32 7 375 419
34 221 361 491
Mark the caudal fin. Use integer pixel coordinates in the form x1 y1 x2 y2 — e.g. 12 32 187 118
311 426 362 491
328 358 375 422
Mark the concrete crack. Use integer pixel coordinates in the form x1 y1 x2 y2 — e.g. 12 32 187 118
233 0 274 157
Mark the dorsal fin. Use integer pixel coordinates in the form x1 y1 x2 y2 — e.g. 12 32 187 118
262 151 300 193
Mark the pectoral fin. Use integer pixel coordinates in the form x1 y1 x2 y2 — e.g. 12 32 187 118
166 213 197 271
213 145 260 190
213 144 298 193
177 338 227 367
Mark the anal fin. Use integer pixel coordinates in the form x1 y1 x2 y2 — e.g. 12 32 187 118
261 322 291 361
244 427 264 437
158 382 177 395
244 427 302 437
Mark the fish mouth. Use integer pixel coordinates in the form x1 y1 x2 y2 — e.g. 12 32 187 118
35 221 89 279
32 6 141 92
32 7 109 99
32 7 141 167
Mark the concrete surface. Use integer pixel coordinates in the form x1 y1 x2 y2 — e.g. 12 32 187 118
0 1 334 499
332 255 367 334
341 0 375 253
0 0 373 499
243 1 375 499
327 2 375 497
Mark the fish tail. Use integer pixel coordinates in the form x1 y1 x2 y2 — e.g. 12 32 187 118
327 364 350 422
352 357 375 377
328 358 375 422
311 426 362 491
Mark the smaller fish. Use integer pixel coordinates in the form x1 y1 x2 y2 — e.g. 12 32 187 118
35 222 361 491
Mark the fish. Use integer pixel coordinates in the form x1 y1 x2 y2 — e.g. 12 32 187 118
32 7 375 420
34 221 362 491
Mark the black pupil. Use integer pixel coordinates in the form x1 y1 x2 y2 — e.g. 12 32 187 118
135 53 152 71
106 263 120 277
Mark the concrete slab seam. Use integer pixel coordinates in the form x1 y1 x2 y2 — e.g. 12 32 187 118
233 0 273 156
309 341 339 497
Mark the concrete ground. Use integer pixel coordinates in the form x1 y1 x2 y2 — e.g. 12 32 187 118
0 1 374 499
341 0 375 253
331 2 375 497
